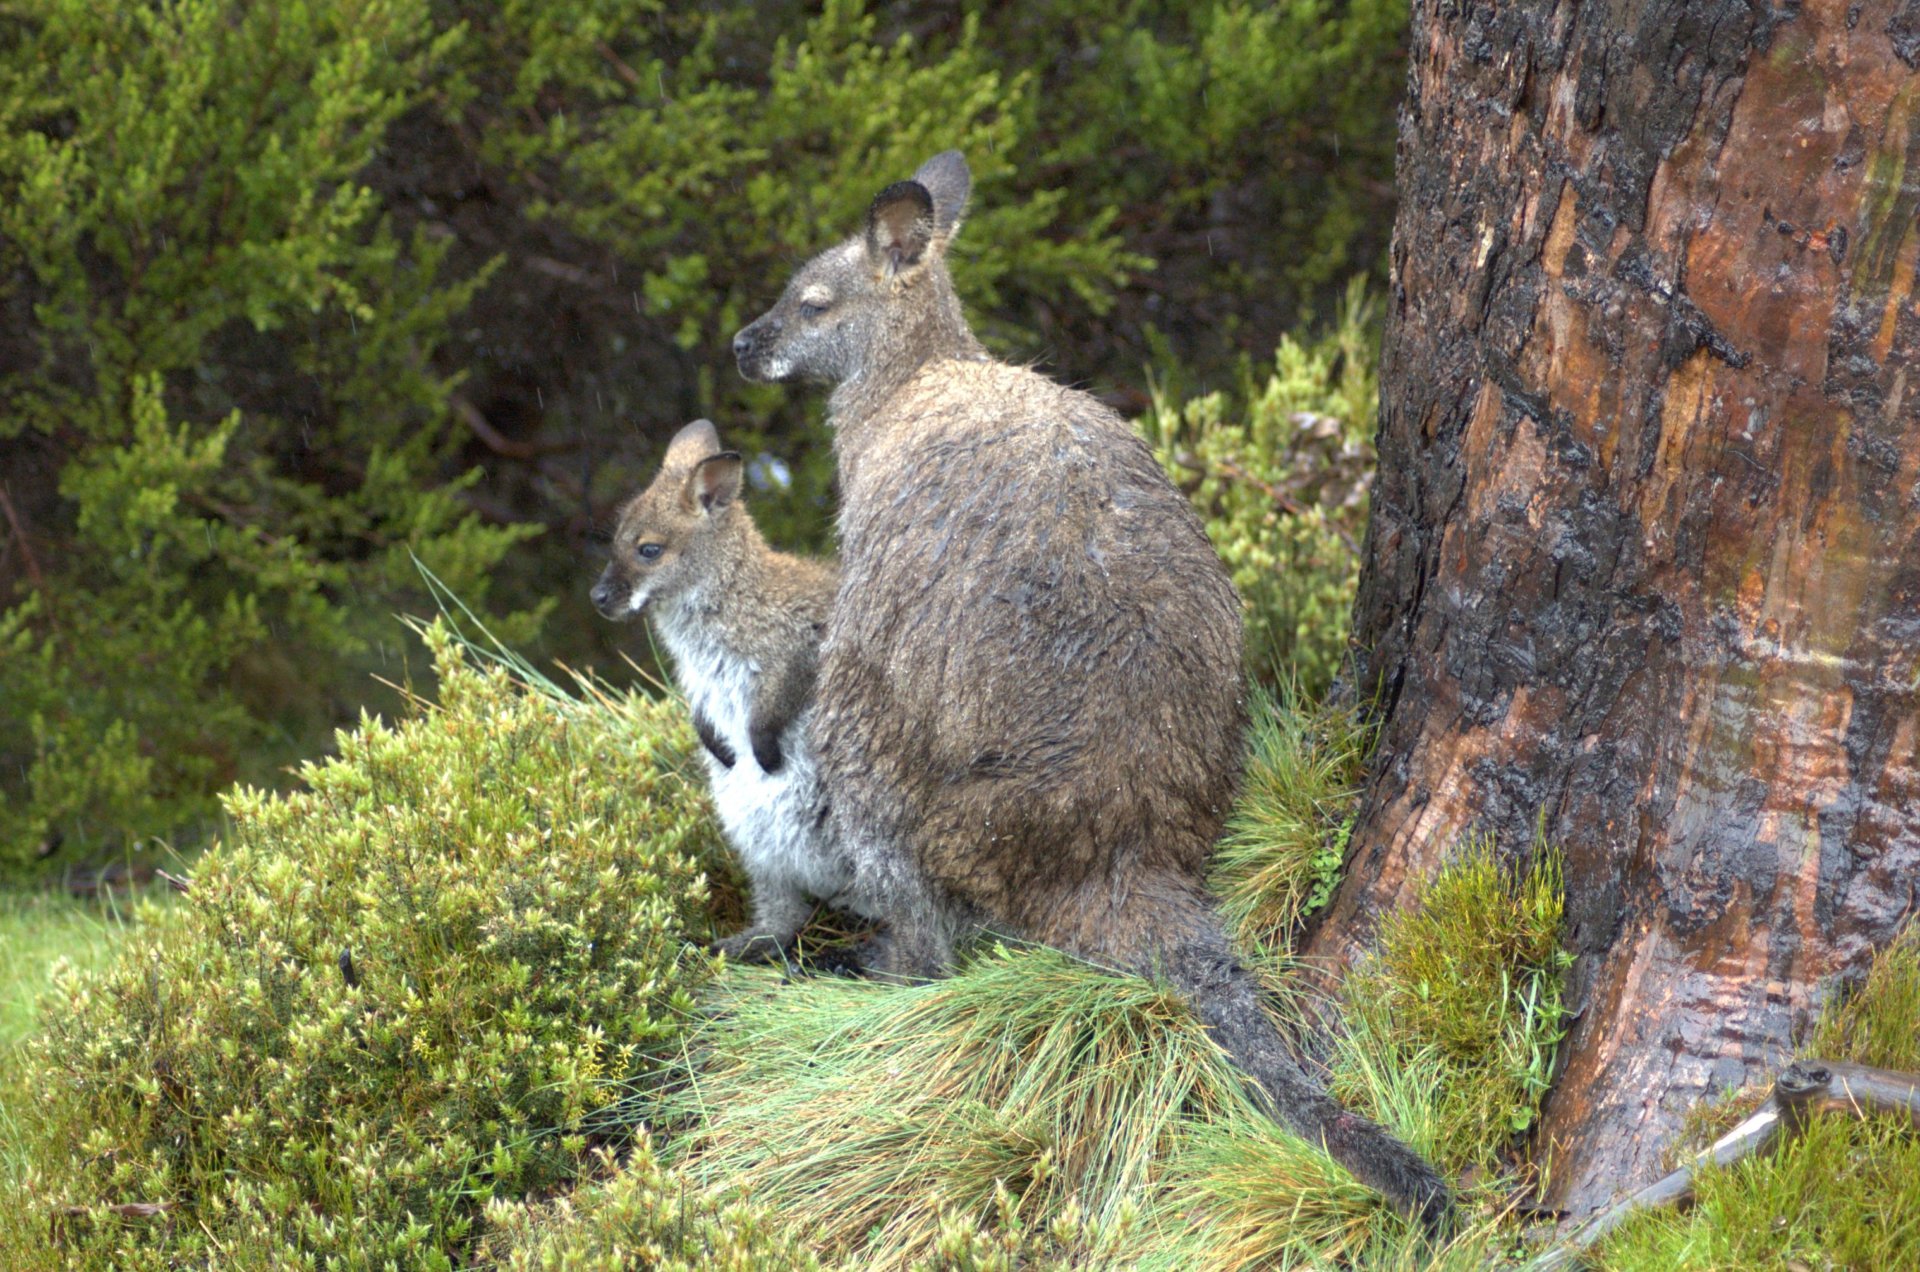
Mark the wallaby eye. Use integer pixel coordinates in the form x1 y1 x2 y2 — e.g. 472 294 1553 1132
637 543 664 562
797 301 828 319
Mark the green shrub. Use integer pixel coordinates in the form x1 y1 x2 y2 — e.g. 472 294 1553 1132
482 1140 823 1272
0 0 538 872
1339 838 1572 1173
1143 280 1379 697
3 623 716 1269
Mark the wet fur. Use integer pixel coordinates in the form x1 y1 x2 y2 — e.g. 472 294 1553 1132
591 422 874 961
733 154 1453 1233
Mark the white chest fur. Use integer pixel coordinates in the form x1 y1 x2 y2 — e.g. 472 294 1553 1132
652 604 863 915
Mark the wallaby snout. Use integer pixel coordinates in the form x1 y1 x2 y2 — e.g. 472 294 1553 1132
732 316 781 381
589 569 622 619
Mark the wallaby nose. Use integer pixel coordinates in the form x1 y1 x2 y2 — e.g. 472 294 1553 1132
731 325 756 359
589 578 613 613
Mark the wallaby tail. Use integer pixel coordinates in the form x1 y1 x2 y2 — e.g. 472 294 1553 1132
1146 895 1454 1237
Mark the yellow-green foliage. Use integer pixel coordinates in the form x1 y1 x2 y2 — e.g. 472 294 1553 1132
1342 838 1572 1173
1144 280 1379 697
4 624 716 1269
1209 693 1371 957
483 1141 824 1272
1596 925 1920 1271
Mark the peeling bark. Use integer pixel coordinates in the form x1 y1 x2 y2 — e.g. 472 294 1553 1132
1310 0 1920 1216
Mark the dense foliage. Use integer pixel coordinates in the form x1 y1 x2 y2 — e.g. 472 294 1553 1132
0 0 538 871
3 625 718 1268
0 0 1404 870
1144 279 1379 696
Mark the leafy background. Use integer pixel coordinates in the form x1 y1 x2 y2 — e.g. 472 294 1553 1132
0 0 1405 872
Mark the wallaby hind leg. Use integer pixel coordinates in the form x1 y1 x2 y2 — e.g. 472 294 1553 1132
810 840 960 982
711 880 815 965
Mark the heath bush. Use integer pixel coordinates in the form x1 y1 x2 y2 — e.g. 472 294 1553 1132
1144 280 1380 696
5 623 717 1269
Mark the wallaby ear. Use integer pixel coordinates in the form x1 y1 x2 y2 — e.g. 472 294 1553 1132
689 451 743 514
912 150 971 239
666 418 721 464
866 180 936 276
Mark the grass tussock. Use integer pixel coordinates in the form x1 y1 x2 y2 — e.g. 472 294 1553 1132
1341 838 1572 1174
665 949 1248 1268
1209 692 1371 958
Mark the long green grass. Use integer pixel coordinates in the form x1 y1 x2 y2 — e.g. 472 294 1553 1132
0 890 136 1049
0 888 142 1255
1209 692 1372 959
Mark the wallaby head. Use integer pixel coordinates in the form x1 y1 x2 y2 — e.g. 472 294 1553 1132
590 419 744 622
733 151 980 391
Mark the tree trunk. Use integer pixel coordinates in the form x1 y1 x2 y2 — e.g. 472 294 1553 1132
1307 0 1920 1218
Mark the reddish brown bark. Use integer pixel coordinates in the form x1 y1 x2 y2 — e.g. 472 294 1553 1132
1308 0 1920 1217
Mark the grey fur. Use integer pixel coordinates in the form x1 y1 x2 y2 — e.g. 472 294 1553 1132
733 151 1454 1234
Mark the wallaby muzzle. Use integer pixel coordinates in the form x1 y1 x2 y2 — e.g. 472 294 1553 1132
731 317 781 379
589 567 627 620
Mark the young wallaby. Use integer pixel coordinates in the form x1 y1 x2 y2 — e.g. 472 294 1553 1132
590 419 865 962
732 154 1453 1232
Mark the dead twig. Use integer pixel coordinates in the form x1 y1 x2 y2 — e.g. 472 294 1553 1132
0 482 47 592
449 393 585 463
1528 1060 1920 1270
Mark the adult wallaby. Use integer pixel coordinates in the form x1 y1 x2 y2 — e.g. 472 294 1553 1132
590 419 869 962
731 153 1452 1232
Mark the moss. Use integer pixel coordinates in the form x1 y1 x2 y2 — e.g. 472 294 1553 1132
1341 838 1572 1174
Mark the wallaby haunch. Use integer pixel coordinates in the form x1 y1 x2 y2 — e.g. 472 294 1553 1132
590 420 869 962
733 153 1453 1232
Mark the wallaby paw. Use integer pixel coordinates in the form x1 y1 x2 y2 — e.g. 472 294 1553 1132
800 933 944 984
798 937 883 979
709 930 793 965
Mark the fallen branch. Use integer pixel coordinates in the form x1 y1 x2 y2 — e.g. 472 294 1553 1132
1529 1059 1920 1270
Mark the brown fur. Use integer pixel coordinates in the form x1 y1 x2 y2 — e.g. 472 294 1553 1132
592 421 853 961
733 154 1453 1232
